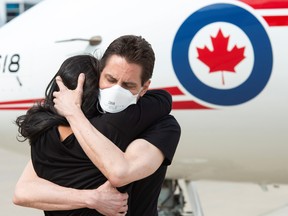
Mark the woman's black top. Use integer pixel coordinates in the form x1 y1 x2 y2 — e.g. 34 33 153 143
31 90 180 216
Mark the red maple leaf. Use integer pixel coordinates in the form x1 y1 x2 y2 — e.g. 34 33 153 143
197 29 245 85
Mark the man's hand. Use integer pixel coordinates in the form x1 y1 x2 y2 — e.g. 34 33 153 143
88 181 128 216
53 73 85 117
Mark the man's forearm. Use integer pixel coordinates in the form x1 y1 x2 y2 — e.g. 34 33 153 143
14 161 129 214
66 108 164 187
66 108 130 186
53 76 165 187
13 161 89 210
14 182 90 210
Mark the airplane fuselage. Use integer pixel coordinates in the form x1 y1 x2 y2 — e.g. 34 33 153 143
1 0 288 184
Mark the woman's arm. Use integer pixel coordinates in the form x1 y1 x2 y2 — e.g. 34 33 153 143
13 160 128 215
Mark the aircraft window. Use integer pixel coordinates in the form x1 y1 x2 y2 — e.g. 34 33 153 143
6 3 21 23
5 2 36 24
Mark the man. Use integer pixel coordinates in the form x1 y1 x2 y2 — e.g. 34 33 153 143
14 35 180 215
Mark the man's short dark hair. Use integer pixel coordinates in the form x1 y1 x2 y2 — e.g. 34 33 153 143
100 35 155 85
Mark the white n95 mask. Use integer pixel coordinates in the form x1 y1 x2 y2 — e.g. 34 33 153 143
98 84 140 113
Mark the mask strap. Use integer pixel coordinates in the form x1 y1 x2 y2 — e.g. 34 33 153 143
96 101 106 114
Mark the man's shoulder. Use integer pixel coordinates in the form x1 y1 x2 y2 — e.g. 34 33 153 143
144 89 172 103
159 114 180 129
137 89 172 114
144 114 181 137
146 89 171 95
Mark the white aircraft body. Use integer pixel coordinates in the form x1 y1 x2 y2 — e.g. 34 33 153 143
1 0 288 215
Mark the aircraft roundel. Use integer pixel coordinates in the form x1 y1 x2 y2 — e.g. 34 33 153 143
172 3 273 106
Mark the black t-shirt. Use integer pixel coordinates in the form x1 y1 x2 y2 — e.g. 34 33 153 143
130 114 180 215
93 114 180 216
31 90 180 216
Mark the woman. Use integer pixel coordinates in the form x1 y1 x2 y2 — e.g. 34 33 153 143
15 54 171 215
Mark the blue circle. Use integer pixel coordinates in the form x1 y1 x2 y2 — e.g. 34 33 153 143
172 3 273 106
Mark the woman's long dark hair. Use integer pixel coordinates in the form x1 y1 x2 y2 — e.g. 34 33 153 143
16 55 100 144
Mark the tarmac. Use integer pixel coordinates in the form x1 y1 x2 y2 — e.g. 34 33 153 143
0 146 41 215
2 142 288 216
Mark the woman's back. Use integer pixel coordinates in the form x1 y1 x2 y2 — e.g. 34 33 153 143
31 89 172 216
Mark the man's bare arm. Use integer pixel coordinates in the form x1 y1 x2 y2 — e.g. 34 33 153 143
13 160 128 215
53 74 165 187
67 110 164 187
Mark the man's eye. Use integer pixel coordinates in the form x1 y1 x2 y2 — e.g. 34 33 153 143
107 78 116 83
129 86 136 90
123 84 133 90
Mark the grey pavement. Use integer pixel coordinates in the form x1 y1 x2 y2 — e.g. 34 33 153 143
2 140 288 216
0 146 41 215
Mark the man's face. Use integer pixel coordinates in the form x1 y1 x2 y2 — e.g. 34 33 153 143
99 55 150 97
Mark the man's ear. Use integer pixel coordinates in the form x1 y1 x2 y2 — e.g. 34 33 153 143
139 80 151 97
